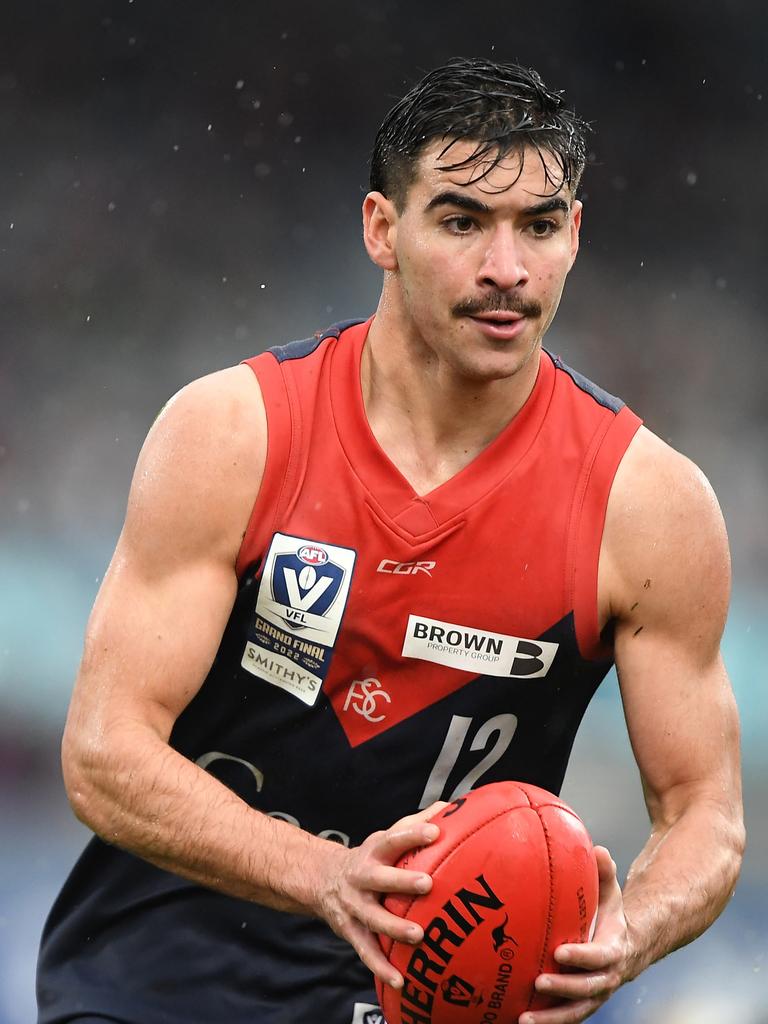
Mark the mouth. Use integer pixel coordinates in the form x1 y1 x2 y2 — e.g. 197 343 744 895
466 313 527 339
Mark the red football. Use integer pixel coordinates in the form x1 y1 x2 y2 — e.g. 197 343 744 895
376 782 598 1024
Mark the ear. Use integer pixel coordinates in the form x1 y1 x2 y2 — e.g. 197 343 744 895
568 199 582 269
362 191 399 271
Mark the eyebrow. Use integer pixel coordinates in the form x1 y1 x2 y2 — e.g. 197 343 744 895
424 191 571 217
424 191 492 215
523 197 571 216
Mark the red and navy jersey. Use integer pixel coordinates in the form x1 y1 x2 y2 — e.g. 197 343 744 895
37 318 641 1024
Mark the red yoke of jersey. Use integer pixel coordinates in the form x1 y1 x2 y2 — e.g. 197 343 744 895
237 318 642 749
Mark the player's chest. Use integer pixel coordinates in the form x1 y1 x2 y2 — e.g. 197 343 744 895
239 503 571 744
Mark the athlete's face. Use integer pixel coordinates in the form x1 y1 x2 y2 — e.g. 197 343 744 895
366 140 582 382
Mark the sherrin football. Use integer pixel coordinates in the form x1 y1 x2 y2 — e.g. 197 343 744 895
376 781 598 1024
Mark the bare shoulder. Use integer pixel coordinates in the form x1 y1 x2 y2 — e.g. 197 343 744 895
601 426 731 649
124 364 267 568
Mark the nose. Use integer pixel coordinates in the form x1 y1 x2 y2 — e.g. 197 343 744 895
476 225 529 291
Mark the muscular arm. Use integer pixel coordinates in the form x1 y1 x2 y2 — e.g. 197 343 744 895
525 428 745 1024
605 428 744 975
62 366 432 986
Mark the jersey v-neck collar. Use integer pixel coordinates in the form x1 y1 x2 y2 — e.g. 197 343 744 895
329 317 555 536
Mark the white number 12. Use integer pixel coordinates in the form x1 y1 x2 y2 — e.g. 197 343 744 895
418 713 518 808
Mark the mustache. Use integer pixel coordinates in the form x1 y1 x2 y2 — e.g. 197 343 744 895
452 293 542 319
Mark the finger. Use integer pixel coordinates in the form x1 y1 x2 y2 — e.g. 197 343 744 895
363 863 433 896
593 845 616 879
553 939 619 972
344 917 405 990
420 800 450 818
374 821 440 861
519 996 604 1024
391 803 447 831
362 899 425 945
535 970 615 1001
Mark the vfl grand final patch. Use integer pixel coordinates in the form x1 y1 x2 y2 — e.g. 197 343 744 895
242 533 356 705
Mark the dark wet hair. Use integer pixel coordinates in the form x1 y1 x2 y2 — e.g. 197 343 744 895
370 57 589 210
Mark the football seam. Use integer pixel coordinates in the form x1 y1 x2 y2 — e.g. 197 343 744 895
526 806 556 1012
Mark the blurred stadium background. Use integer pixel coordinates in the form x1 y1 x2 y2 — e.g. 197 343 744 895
1 1 766 1020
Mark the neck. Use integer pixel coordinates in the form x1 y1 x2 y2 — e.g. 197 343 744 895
361 291 542 494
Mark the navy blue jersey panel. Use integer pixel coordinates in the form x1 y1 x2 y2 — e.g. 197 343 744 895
38 557 610 1022
267 318 367 363
548 351 625 413
38 849 372 1023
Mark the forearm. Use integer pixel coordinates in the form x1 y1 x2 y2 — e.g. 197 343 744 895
621 796 745 978
63 719 344 913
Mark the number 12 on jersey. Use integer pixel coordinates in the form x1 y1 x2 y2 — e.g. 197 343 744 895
418 713 518 808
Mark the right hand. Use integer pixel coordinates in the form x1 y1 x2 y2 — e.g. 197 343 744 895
315 803 447 988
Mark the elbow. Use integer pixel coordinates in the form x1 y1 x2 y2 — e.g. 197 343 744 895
61 721 110 831
728 815 747 885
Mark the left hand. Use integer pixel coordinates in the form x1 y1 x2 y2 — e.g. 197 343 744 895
519 846 632 1024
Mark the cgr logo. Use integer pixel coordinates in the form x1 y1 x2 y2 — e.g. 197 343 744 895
377 559 435 577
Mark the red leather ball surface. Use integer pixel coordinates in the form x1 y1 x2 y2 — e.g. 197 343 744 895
376 782 598 1024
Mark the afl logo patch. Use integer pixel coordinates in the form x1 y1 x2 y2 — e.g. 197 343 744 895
242 533 356 706
298 544 328 566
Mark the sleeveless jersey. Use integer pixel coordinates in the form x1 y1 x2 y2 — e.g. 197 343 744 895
37 318 642 1024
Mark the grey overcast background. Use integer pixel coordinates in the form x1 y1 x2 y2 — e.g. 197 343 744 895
1 2 767 1021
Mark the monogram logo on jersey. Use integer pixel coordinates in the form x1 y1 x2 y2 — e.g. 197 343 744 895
343 678 391 722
